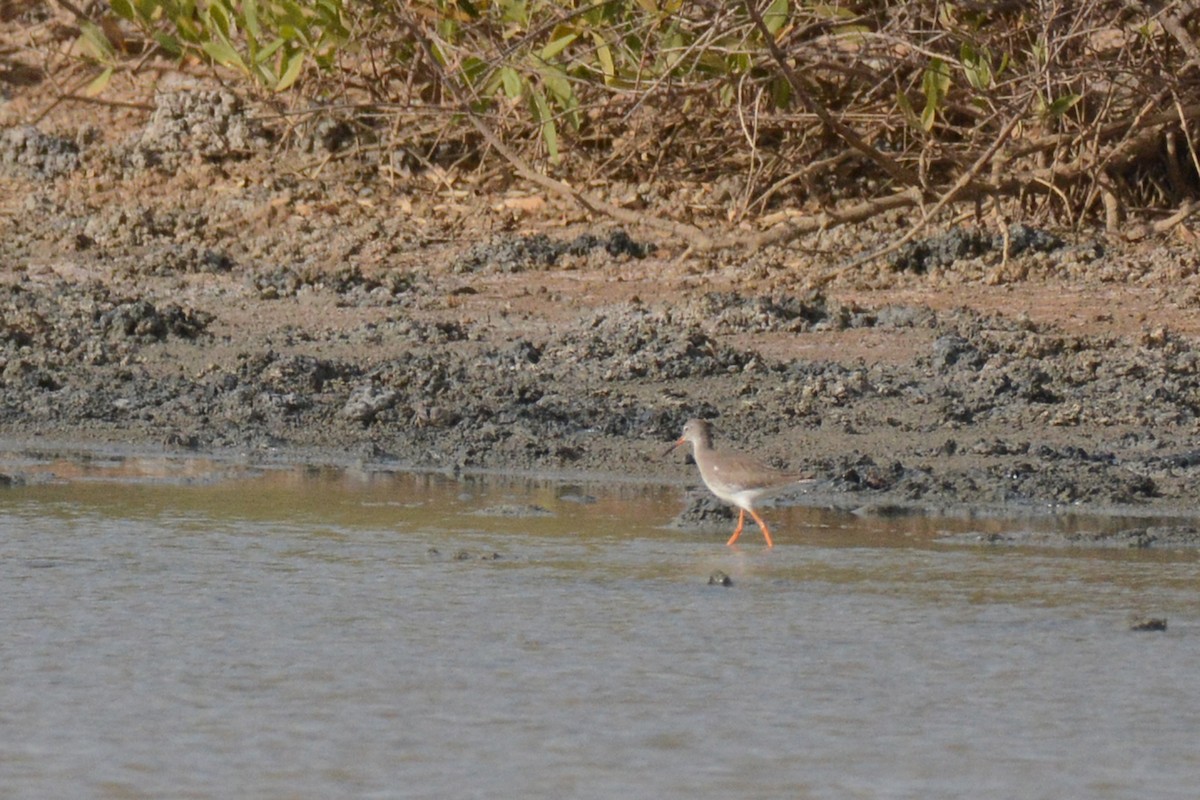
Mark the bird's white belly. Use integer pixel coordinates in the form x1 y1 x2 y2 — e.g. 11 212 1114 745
703 480 766 510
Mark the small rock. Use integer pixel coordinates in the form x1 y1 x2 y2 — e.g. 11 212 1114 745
469 504 554 518
1130 617 1167 632
341 383 398 423
556 489 597 504
708 570 732 587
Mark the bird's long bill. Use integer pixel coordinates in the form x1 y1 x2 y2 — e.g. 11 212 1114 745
661 437 685 458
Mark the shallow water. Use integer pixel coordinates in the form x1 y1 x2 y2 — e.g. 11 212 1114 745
2 456 1199 799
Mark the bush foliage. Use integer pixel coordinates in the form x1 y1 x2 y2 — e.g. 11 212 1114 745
81 1 1200 241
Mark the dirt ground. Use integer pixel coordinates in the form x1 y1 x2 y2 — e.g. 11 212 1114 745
6 20 1200 544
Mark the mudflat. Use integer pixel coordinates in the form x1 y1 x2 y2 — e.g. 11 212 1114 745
5 70 1200 540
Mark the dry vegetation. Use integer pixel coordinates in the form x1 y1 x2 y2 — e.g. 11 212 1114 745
13 0 1200 252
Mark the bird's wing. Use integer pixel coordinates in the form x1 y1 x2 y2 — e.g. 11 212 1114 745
710 450 812 494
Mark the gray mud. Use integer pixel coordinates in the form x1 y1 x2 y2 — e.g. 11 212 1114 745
6 85 1200 536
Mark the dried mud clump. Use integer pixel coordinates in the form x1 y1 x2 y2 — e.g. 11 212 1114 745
83 204 204 249
290 111 375 155
667 489 737 531
257 354 359 394
682 291 831 333
79 206 235 277
0 125 80 178
124 244 234 276
251 265 415 303
679 290 906 334
129 90 271 170
545 306 753 380
98 299 212 342
891 224 1064 272
452 229 653 273
0 280 210 356
341 382 399 424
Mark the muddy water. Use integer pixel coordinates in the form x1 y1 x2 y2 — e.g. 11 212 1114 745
2 457 1199 799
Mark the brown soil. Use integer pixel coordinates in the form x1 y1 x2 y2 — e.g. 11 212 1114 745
6 12 1200 541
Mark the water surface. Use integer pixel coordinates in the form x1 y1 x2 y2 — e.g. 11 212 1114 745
1 456 1198 799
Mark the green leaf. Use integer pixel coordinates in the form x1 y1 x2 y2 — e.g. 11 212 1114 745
530 84 550 122
960 43 992 91
997 51 1010 77
897 92 921 130
243 0 260 40
315 0 348 34
279 0 308 29
1031 38 1047 68
206 1 232 39
280 23 312 49
591 32 614 82
499 66 524 99
539 65 579 128
769 76 791 109
502 0 528 26
428 40 447 67
921 57 950 130
110 0 135 21
174 16 205 45
460 56 488 86
530 87 559 163
540 31 577 61
84 66 114 97
141 0 166 20
251 60 274 86
77 20 115 63
541 68 573 106
764 0 789 35
202 38 247 73
582 4 607 25
920 98 937 131
256 36 284 64
542 117 559 163
152 31 182 56
1047 93 1082 118
922 57 950 99
275 50 305 91
810 3 857 20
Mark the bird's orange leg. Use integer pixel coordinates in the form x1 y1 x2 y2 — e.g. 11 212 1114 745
747 508 774 548
726 509 746 546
